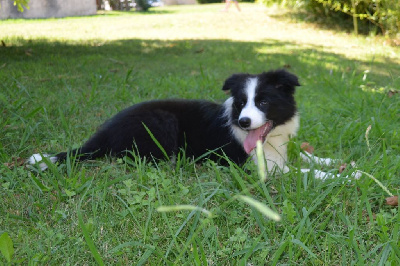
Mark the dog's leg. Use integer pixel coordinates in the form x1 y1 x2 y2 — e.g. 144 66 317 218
300 151 337 166
300 168 362 180
300 151 362 180
27 128 109 171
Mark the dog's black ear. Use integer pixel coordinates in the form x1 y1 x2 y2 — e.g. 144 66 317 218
272 69 300 94
222 73 248 92
283 70 300 86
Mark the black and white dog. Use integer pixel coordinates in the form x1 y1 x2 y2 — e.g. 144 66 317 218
29 69 299 173
29 69 358 179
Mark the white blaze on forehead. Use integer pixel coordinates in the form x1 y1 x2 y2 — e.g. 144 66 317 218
239 77 266 129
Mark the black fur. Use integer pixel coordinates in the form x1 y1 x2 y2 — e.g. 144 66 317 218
56 100 248 165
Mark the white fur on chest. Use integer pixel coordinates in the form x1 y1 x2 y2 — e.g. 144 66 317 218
261 114 299 173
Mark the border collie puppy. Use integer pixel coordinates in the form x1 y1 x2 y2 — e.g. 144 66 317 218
29 69 300 173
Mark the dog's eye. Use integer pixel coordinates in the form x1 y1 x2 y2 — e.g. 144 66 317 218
259 101 268 107
236 101 245 107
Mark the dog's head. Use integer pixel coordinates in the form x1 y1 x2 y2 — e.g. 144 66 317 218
222 69 300 153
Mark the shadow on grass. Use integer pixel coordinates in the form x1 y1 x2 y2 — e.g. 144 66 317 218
1 37 398 88
1 37 399 157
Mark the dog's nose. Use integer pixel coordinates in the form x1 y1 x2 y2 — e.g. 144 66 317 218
239 117 251 128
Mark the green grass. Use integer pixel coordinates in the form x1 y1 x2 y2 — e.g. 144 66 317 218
1 3 400 264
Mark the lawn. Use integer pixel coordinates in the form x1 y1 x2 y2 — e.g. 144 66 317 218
1 3 400 264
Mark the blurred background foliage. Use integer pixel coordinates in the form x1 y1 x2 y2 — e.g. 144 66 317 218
259 0 400 36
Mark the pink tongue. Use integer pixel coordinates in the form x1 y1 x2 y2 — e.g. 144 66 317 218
243 123 271 154
243 120 273 154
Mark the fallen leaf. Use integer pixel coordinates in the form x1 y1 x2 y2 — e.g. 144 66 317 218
283 64 291 69
270 185 278 194
339 163 347 173
301 142 314 154
388 90 399 98
194 48 204 53
3 157 26 169
386 196 398 206
25 49 32 56
363 210 376 222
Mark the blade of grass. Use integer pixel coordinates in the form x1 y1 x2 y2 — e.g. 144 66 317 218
358 170 394 197
77 182 104 266
271 239 290 264
0 232 14 263
136 247 155 266
255 140 266 182
291 238 319 261
237 195 281 222
142 123 169 160
156 205 212 218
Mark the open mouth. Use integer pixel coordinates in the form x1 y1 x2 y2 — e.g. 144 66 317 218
243 120 274 154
